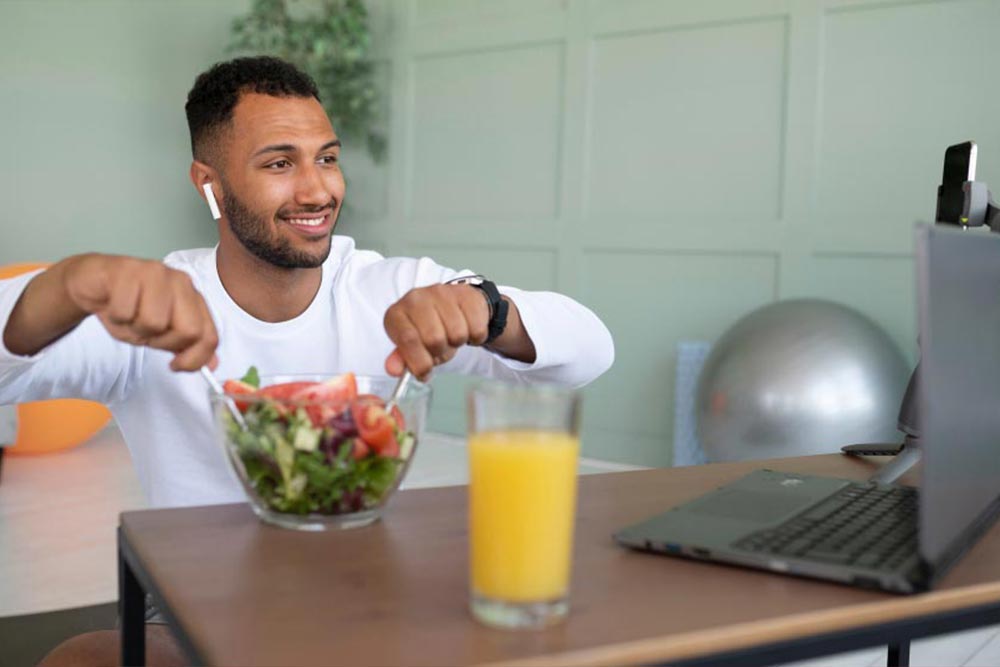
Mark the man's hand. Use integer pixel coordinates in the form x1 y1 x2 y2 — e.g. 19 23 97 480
4 254 219 372
383 282 536 379
383 284 490 380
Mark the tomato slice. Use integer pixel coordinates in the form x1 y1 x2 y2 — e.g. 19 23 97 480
222 379 257 413
379 432 400 458
351 437 370 460
350 400 394 448
291 372 357 403
328 371 358 402
253 381 316 417
259 381 318 400
354 393 405 431
389 405 405 431
291 373 359 427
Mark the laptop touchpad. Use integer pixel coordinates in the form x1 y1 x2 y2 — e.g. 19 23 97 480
688 489 811 523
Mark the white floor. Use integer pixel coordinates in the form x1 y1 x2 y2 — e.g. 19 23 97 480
782 623 1000 667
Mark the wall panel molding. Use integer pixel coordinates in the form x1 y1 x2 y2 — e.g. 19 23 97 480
354 0 1000 465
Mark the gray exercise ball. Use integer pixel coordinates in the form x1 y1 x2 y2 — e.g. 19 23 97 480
696 299 910 462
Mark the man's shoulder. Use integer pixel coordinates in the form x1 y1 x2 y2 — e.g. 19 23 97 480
330 237 457 294
162 247 214 271
329 235 383 266
329 236 395 277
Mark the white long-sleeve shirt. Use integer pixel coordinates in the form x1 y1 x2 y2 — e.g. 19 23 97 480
0 237 614 507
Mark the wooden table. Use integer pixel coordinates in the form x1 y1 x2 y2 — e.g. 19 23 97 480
118 454 1000 666
0 426 637 619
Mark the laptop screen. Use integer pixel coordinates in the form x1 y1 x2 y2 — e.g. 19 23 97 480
918 224 1000 565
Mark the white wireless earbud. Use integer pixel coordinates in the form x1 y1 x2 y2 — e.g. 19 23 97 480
202 183 222 220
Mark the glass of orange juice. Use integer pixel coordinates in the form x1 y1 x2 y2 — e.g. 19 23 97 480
467 381 581 629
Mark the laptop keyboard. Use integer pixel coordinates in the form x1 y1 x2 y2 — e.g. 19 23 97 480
734 483 919 571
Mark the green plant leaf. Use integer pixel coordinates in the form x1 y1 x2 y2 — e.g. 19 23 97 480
228 0 386 164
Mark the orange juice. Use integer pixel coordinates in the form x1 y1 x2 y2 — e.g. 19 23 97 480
469 429 580 601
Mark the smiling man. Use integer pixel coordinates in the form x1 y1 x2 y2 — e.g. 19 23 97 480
0 56 613 666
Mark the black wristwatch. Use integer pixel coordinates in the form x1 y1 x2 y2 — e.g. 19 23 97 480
447 275 509 343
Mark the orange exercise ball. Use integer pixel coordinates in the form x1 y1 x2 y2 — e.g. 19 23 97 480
0 262 112 456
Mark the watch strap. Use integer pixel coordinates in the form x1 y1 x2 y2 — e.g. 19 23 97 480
446 274 508 343
473 279 508 343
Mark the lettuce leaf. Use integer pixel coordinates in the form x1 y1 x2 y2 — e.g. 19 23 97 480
240 366 261 388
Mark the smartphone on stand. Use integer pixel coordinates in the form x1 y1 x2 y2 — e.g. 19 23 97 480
936 141 977 224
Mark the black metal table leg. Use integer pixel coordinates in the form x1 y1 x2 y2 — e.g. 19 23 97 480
888 641 910 667
119 537 145 666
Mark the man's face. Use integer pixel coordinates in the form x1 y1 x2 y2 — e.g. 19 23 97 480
216 92 345 269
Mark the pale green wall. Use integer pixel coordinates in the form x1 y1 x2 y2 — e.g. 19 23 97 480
0 0 250 264
4 0 1000 467
358 0 1000 465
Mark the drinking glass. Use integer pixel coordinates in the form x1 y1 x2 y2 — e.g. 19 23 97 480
467 381 581 629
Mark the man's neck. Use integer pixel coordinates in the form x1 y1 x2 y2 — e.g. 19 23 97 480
216 241 323 323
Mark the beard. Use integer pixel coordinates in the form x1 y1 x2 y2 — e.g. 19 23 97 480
220 184 337 269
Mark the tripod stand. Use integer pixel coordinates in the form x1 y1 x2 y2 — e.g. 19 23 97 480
842 364 921 484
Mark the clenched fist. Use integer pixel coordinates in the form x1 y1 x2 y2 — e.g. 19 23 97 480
383 283 492 380
4 253 219 372
63 254 219 371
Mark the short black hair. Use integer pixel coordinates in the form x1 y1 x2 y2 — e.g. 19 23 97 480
185 56 321 163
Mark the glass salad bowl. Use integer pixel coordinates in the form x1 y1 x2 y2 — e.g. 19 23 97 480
212 371 431 531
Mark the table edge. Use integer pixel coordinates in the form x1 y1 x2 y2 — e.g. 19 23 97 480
485 580 1000 666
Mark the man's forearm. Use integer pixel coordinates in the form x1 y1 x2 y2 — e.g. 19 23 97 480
485 296 536 364
3 257 90 357
479 290 615 387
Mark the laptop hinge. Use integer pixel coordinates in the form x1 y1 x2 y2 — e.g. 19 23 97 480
925 490 1000 587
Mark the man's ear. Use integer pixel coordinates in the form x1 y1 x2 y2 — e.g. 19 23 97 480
190 161 222 221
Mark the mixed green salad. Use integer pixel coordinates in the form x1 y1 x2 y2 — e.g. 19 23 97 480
221 367 415 515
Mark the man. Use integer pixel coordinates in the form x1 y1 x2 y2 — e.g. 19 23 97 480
1 56 613 665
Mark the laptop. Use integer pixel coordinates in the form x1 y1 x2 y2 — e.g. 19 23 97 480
614 224 1000 593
